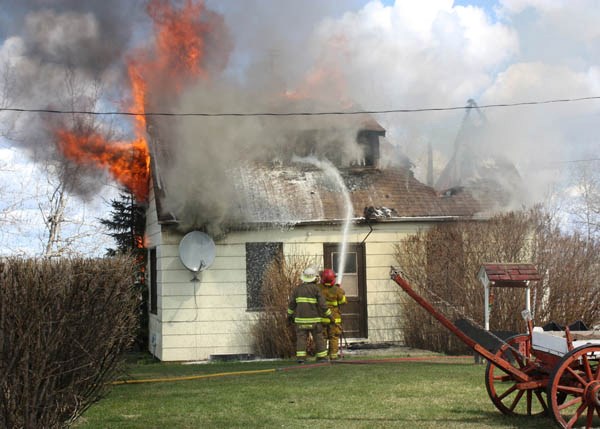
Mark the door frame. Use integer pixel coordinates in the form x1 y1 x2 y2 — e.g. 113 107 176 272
323 242 367 338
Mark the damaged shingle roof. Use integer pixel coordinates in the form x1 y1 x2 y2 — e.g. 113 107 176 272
148 114 489 227
154 162 486 225
338 166 483 219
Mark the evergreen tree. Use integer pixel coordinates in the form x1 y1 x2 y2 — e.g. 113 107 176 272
100 191 148 351
101 192 146 257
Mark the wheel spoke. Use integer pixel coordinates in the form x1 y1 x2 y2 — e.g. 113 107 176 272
566 365 588 386
581 354 593 381
557 384 584 396
586 406 595 428
498 384 517 401
566 402 587 428
558 395 582 411
534 390 548 412
509 389 525 412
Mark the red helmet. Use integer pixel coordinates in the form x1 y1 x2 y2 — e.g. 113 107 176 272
321 268 336 285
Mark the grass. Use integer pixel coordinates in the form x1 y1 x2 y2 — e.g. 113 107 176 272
73 354 556 429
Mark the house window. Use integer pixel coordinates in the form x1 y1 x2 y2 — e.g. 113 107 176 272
149 248 157 315
332 251 358 296
246 242 283 311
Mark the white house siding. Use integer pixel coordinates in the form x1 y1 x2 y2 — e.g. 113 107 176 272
146 209 436 361
362 223 432 342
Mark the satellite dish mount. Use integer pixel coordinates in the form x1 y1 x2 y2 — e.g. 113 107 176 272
178 231 216 282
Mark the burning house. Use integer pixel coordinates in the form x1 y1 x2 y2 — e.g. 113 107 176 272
99 1 497 362
144 116 487 361
10 0 493 361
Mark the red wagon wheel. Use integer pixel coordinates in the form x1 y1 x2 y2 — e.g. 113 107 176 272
485 334 548 416
547 344 600 429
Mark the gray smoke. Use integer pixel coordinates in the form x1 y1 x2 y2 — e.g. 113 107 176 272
158 79 365 233
2 1 598 224
0 0 142 197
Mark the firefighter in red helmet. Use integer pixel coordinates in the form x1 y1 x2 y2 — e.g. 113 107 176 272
319 268 347 360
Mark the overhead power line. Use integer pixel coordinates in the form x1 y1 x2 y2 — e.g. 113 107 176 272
0 95 599 117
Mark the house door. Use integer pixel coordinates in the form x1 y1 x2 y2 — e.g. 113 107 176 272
324 243 367 339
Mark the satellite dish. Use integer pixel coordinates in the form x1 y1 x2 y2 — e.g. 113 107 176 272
179 231 216 281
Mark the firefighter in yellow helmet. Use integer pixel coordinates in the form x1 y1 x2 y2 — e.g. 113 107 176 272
319 268 347 360
287 266 334 363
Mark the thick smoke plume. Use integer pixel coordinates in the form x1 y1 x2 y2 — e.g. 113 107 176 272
1 1 598 230
158 81 368 232
0 0 143 197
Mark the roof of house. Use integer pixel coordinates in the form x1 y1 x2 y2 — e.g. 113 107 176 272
147 115 489 230
154 161 486 227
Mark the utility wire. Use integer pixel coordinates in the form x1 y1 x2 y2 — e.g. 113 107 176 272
560 157 600 163
1 95 599 117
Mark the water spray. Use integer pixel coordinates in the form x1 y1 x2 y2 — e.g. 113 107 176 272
292 155 353 283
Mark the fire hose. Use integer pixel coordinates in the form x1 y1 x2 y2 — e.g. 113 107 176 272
110 355 471 385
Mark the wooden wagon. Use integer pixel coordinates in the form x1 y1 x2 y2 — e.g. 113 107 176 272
390 265 600 429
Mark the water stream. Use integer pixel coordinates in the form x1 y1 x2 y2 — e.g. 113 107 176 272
292 156 353 284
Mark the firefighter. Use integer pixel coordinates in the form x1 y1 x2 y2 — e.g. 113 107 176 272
287 266 334 363
319 268 347 360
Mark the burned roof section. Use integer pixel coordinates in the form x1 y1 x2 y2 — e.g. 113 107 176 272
152 161 485 230
147 116 487 233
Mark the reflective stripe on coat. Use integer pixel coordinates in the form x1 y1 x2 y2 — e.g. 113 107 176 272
287 281 331 324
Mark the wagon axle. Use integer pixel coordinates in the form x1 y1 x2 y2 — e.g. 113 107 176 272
585 382 600 408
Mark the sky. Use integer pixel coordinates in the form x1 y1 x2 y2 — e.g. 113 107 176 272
0 0 599 255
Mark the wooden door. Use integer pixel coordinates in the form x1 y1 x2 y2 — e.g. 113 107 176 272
324 243 367 339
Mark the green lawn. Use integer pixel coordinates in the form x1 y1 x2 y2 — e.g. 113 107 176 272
74 355 554 429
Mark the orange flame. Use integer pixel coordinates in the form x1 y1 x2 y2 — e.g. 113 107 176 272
55 129 150 202
53 0 215 202
147 0 209 84
135 234 145 249
283 33 352 107
127 60 148 138
283 68 330 101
